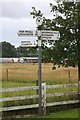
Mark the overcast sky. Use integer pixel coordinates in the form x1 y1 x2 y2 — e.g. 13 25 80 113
0 0 57 47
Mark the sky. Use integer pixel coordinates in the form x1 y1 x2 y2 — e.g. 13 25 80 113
0 0 57 47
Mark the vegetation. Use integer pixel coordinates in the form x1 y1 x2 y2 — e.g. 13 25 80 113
0 63 78 108
1 41 17 58
1 63 78 84
32 108 79 118
30 2 80 68
0 41 38 58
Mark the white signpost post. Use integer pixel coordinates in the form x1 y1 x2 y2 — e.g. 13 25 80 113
17 16 60 116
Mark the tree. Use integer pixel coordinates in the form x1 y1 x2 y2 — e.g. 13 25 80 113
42 45 52 63
1 41 17 57
16 46 38 57
50 2 80 67
30 2 80 68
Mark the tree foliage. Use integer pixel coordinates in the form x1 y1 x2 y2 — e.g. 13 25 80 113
16 46 38 57
0 41 38 58
1 41 17 58
30 1 80 67
50 2 80 67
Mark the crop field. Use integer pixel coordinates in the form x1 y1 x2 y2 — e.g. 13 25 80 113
0 63 78 85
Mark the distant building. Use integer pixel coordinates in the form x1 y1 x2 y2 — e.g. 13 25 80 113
0 58 19 63
0 57 38 63
20 57 38 63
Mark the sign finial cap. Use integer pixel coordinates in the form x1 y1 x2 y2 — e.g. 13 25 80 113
36 16 43 26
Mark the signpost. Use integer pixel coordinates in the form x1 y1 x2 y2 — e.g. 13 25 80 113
17 30 60 40
21 40 37 47
36 16 43 26
17 16 60 116
36 16 43 116
41 30 60 40
17 30 37 36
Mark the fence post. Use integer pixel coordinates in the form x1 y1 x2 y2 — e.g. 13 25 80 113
6 69 8 81
36 80 38 95
68 70 70 83
42 83 46 115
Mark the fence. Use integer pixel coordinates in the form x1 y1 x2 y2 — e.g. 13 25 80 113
0 83 79 115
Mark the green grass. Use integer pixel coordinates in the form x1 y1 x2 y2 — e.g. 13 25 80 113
6 109 79 119
0 63 78 109
1 80 78 108
31 109 79 118
2 81 36 88
0 64 79 118
44 109 79 118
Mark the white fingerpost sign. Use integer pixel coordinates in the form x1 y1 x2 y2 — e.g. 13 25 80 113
17 30 60 40
21 40 37 47
41 30 60 40
17 30 37 37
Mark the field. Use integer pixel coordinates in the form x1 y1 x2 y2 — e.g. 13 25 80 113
0 63 79 117
0 63 78 86
32 108 79 118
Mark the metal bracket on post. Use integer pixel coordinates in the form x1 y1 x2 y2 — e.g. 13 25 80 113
38 39 41 47
42 83 46 115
